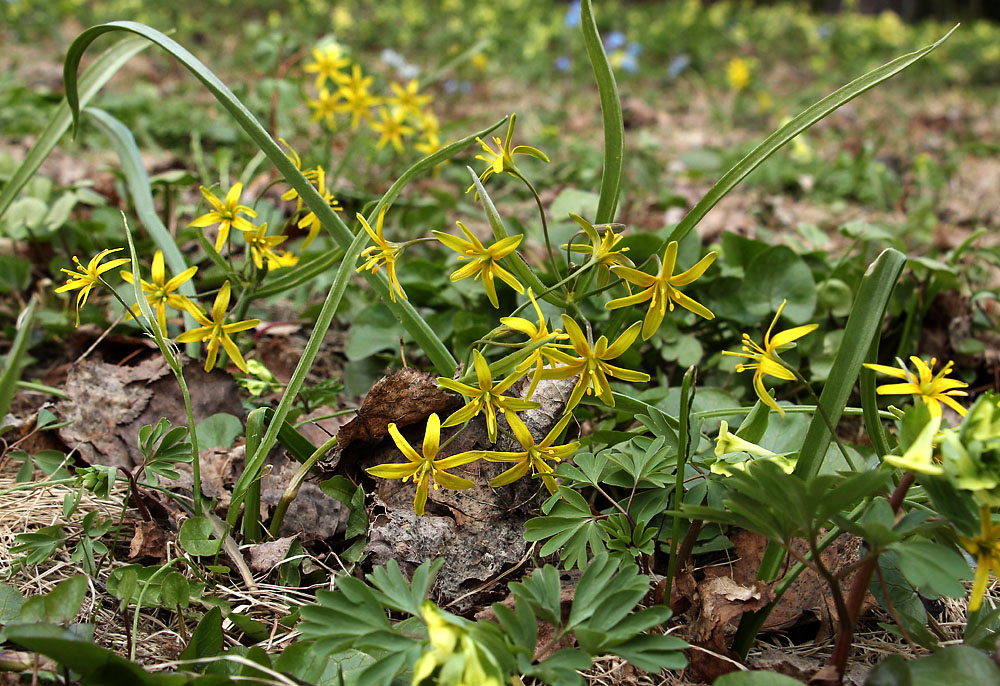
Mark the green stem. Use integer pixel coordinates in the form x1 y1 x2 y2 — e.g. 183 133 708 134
510 170 561 284
665 366 696 603
268 435 338 538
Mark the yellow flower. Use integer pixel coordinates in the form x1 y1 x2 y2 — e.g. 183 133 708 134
176 281 260 374
356 207 406 303
303 44 350 89
539 317 650 410
722 300 818 416
564 214 633 286
471 412 579 494
415 131 443 157
387 79 432 119
438 350 538 443
432 222 524 308
958 505 1000 612
54 248 131 325
370 107 415 153
333 62 372 92
365 413 480 516
418 110 440 138
189 183 257 252
244 223 290 271
468 113 549 193
726 57 751 92
499 288 568 398
336 83 379 130
606 241 717 339
864 357 969 418
296 166 343 248
278 138 313 211
120 250 200 334
266 250 298 271
306 87 343 130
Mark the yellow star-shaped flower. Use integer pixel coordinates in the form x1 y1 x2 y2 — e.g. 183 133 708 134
958 505 1000 612
470 412 579 494
864 356 969 418
467 113 549 194
303 44 350 89
176 281 260 374
55 248 131 325
387 79 432 119
499 288 568 398
296 166 343 248
356 207 406 303
244 223 291 271
370 107 415 153
563 213 633 287
120 250 200 334
432 222 524 308
189 183 257 252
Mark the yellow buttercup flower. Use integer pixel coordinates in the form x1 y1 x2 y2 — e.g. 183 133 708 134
356 207 406 303
726 57 751 92
189 183 257 252
296 166 343 248
306 87 343 130
387 79 432 119
499 288 568 398
958 505 1000 612
244 223 290 271
468 113 549 193
370 107 415 153
539 317 650 410
120 250 200 334
606 241 717 340
564 214 633 286
723 300 818 416
438 349 538 443
55 248 131 325
303 44 350 89
432 222 524 308
471 412 579 494
864 356 969 418
365 413 480 516
176 281 260 374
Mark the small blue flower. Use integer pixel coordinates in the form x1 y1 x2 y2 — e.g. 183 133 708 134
626 42 641 58
555 56 571 72
667 53 691 80
817 23 832 39
565 1 581 28
444 79 459 94
605 31 626 51
620 53 638 74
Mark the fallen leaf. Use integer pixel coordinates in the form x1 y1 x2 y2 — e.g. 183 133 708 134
129 520 168 560
246 536 297 573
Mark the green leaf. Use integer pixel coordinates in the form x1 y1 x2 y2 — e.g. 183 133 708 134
160 572 190 610
664 27 956 249
19 575 88 626
743 246 817 324
524 487 607 570
0 584 26 625
0 36 150 222
491 596 538 656
179 606 223 662
889 540 971 599
366 558 442 617
0 297 37 422
509 565 562 627
714 671 807 686
194 413 242 450
10 524 65 567
319 476 369 540
178 517 223 557
907 644 1000 683
580 0 624 223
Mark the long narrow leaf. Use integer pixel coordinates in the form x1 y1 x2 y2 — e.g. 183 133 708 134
83 108 199 346
0 297 38 420
0 36 150 221
251 248 344 300
664 27 956 249
581 0 625 224
861 338 891 458
62 21 457 376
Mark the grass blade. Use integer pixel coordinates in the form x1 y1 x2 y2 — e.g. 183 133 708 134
63 21 457 376
0 297 38 421
664 26 956 249
0 36 150 221
581 0 624 224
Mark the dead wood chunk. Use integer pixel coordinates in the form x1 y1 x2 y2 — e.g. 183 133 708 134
337 367 461 448
55 356 243 468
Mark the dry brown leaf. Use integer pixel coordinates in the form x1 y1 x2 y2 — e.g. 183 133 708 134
128 520 168 560
246 536 297 573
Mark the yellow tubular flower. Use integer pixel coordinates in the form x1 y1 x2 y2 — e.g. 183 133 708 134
244 223 290 271
564 213 633 286
370 107 415 153
539 317 650 410
606 240 717 340
296 166 343 248
722 299 818 417
55 248 131 325
864 356 969 418
467 113 549 193
365 413 481 516
303 44 350 89
438 350 539 443
433 222 525 308
189 183 258 252
176 281 260 373
958 505 1000 612
306 87 343 130
387 79 432 119
356 207 406 303
499 288 568 398
471 412 580 494
120 250 200 334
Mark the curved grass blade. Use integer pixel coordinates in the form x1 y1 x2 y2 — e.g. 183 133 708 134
0 297 38 421
861 338 891 459
0 36 150 221
83 107 199 347
63 21 456 376
251 248 344 300
242 407 267 542
664 26 956 249
581 0 624 224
